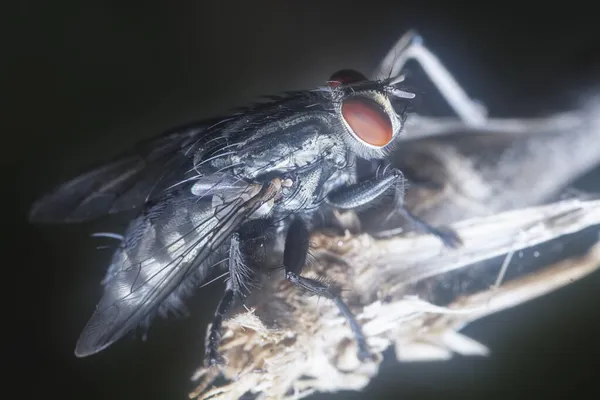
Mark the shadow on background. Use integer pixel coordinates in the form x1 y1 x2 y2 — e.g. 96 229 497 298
8 1 599 399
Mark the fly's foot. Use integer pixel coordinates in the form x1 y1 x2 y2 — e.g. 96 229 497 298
357 346 375 362
205 349 226 367
432 226 463 249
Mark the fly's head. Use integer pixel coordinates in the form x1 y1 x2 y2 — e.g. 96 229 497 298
324 69 414 162
264 70 416 216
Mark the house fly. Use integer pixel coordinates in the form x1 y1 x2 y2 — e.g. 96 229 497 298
29 31 473 365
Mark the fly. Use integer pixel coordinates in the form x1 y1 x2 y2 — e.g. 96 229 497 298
29 31 475 364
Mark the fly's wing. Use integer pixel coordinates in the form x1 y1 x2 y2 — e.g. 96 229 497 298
29 119 224 223
29 89 334 224
75 180 279 357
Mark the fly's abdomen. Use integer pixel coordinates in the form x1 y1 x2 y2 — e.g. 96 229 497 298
77 192 225 356
77 176 283 356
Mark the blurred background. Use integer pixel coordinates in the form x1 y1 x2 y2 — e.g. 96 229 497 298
8 1 599 399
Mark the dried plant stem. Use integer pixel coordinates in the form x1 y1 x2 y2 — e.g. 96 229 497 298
190 197 599 400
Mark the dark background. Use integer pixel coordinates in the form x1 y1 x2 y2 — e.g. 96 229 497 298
7 1 599 399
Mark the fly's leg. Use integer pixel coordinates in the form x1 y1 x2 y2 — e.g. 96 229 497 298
286 272 373 361
204 234 253 366
205 283 234 366
373 30 487 126
283 218 372 361
394 207 462 248
327 167 462 248
327 168 405 210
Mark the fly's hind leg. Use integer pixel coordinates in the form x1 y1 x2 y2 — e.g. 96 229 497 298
373 30 487 126
205 283 234 366
283 218 372 361
204 234 253 366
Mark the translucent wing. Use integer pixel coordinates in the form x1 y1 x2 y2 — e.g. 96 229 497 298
28 89 337 224
75 180 280 357
29 120 220 223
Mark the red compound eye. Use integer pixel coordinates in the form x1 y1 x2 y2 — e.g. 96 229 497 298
341 97 393 147
328 69 367 87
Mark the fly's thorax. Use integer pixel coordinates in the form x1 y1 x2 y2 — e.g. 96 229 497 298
274 164 325 214
229 113 348 180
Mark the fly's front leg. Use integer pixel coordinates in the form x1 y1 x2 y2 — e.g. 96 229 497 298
283 218 372 361
373 30 487 126
393 206 462 248
327 168 462 248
